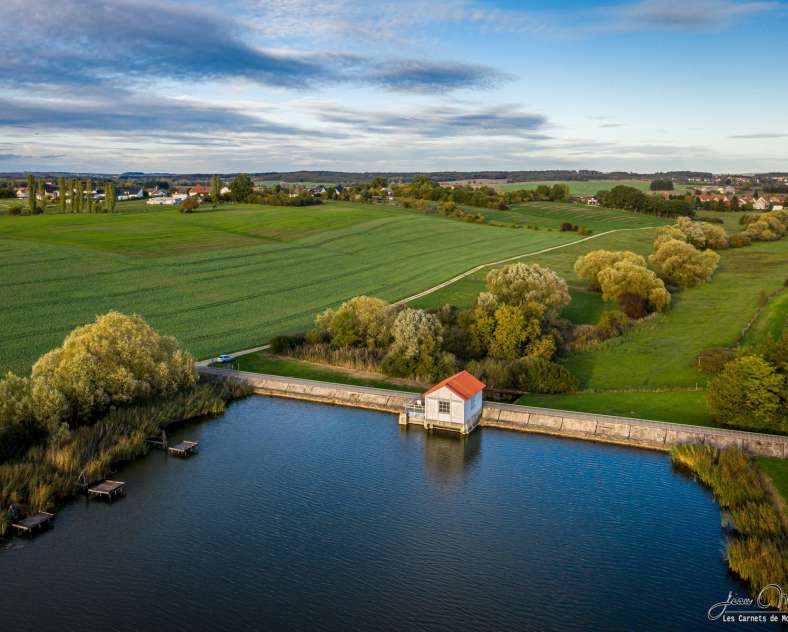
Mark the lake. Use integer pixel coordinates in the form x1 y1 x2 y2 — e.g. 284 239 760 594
0 396 758 631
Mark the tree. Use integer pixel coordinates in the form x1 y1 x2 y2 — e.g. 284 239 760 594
210 174 220 207
26 174 36 214
707 355 785 431
381 308 454 381
315 295 394 349
574 250 647 291
649 239 720 288
180 196 200 213
75 179 83 213
105 182 116 213
85 178 93 213
230 173 253 202
650 179 674 191
31 311 197 427
485 263 570 321
58 176 66 213
597 261 671 312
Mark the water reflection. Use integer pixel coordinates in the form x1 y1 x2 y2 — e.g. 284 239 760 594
402 426 482 483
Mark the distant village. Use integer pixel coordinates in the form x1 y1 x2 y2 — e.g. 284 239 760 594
7 173 788 212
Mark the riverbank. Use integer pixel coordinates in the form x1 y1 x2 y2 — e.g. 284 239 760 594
199 367 788 459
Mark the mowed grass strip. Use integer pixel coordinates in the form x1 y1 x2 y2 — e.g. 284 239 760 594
0 201 578 374
516 390 714 427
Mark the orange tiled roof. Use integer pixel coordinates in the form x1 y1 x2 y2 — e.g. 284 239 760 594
423 370 485 400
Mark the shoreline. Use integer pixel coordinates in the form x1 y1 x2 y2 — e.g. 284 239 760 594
199 367 788 459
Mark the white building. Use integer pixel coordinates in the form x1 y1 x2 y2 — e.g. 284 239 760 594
403 371 485 435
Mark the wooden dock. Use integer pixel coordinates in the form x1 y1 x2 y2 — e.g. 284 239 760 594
12 512 54 536
88 479 126 502
168 441 199 457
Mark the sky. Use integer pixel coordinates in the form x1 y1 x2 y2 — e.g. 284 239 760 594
1 0 786 174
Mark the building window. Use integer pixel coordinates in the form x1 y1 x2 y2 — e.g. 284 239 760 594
438 400 451 415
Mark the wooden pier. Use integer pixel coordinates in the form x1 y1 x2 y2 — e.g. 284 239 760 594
12 512 54 536
88 479 126 502
168 441 199 457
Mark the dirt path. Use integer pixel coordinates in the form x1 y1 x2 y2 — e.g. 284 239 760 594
204 225 656 361
394 226 655 305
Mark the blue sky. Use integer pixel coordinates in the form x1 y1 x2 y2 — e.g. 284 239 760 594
1 0 786 173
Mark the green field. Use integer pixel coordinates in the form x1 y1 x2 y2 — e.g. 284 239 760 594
494 179 693 196
233 352 421 392
516 390 713 426
471 201 672 232
757 457 788 507
0 201 586 374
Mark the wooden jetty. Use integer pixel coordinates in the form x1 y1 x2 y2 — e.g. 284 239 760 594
88 479 126 502
146 429 168 450
168 440 199 457
12 512 54 536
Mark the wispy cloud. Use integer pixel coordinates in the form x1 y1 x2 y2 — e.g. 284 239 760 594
603 0 780 31
0 0 507 93
729 132 788 138
310 103 550 138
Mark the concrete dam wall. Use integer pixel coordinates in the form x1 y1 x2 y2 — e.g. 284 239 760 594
200 367 788 459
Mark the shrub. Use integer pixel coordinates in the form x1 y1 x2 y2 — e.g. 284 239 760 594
180 196 200 213
649 239 720 288
509 357 578 394
7 203 23 216
694 347 735 374
381 308 455 381
729 233 752 248
596 310 631 337
269 334 306 355
707 355 785 431
560 222 578 232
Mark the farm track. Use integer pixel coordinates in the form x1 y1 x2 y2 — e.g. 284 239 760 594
210 226 656 360
394 226 655 305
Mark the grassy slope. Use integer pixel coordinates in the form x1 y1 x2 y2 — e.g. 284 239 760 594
234 352 421 392
494 179 694 195
475 201 672 231
757 458 788 507
0 201 580 374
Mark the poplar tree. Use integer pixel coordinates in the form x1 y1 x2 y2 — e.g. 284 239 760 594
68 178 75 212
210 174 220 208
38 178 46 212
75 180 83 213
85 178 93 213
58 176 66 212
26 174 36 214
105 182 116 213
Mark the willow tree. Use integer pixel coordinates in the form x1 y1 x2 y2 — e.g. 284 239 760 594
26 174 36 214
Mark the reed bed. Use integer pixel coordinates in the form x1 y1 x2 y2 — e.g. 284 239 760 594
0 377 250 528
672 444 787 607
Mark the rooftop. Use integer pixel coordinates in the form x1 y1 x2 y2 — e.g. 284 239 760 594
423 370 485 400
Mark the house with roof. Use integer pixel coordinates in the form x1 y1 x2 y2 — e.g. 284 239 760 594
403 371 486 435
189 184 210 197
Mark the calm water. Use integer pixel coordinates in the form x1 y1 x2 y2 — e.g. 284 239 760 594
0 397 762 631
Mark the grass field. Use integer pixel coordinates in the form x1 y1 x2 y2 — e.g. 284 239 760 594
757 457 788 507
471 201 672 232
516 391 713 426
494 179 694 195
0 201 587 374
233 352 421 392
